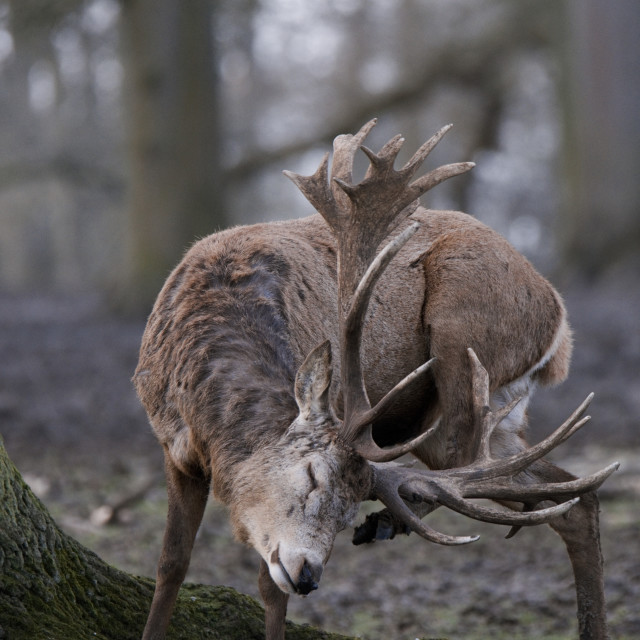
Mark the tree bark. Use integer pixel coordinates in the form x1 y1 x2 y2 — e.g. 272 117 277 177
119 0 228 312
0 438 355 640
558 0 640 276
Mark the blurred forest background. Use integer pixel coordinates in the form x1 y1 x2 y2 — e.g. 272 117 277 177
0 1 639 639
0 0 638 306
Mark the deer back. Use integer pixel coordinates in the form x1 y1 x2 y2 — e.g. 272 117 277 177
135 206 568 495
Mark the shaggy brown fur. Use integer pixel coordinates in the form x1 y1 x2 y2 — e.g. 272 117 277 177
135 205 605 640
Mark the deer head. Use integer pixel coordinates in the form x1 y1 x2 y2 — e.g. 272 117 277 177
230 341 372 595
228 120 617 596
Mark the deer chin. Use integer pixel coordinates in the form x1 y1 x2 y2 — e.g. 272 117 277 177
267 545 324 596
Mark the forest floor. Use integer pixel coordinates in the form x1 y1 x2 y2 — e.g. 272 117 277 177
1 275 639 640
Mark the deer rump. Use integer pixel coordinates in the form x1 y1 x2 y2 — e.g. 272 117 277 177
137 206 566 487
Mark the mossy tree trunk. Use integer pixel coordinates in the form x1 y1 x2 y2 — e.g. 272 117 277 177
0 438 354 640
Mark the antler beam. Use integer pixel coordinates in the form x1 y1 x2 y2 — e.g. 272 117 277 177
285 120 473 455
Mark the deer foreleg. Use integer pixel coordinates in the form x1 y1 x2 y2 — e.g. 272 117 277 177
258 558 289 640
142 453 209 640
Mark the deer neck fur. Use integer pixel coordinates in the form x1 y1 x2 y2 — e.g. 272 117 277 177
134 230 304 503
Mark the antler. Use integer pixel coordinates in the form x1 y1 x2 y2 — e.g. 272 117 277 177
285 119 618 545
284 120 473 460
284 119 473 297
369 349 620 545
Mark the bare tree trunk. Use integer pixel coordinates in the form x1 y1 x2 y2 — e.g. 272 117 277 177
558 0 640 276
0 437 358 640
119 0 228 312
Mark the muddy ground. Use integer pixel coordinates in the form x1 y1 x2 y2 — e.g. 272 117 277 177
1 278 638 640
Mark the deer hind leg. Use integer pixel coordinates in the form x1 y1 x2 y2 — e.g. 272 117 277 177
521 458 609 640
473 421 608 640
258 558 289 640
142 451 210 640
482 409 609 640
438 387 609 640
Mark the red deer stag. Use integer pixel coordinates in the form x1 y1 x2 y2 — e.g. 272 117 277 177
134 120 617 640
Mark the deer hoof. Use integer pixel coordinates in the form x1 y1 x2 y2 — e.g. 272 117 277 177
352 510 410 545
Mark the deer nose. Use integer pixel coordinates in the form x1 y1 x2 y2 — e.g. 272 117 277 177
295 559 321 595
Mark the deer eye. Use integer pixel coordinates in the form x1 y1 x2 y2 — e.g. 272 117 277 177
306 463 318 491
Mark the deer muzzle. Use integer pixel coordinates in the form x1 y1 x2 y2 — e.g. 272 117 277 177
271 546 324 596
295 559 321 595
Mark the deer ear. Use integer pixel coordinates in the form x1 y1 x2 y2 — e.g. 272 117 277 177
294 340 333 421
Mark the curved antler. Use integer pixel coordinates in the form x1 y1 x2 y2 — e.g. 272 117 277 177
370 349 619 545
285 120 618 545
284 120 473 459
285 120 618 542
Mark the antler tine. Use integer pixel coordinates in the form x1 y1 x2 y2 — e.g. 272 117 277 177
353 413 440 464
348 357 437 439
468 347 490 453
360 134 406 177
458 393 595 482
408 162 475 199
282 152 339 226
440 491 581 526
400 123 453 178
367 347 619 546
468 347 524 462
331 118 378 178
344 353 439 462
373 464 480 546
460 462 620 502
330 118 378 215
